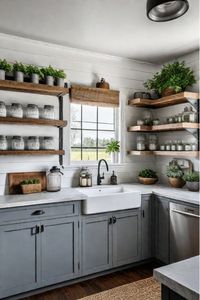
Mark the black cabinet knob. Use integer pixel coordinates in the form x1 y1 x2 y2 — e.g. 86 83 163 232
32 210 45 216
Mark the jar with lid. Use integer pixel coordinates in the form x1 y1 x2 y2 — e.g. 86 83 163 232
160 144 165 151
165 141 171 151
0 101 6 117
8 103 23 118
136 135 146 151
79 167 88 187
174 115 179 123
168 116 174 124
189 107 197 123
42 105 55 120
182 107 190 122
142 109 152 125
26 104 39 119
178 114 182 123
86 172 92 187
177 140 183 151
27 136 40 150
11 136 25 150
41 137 54 150
191 143 198 151
137 119 144 126
171 141 177 151
153 119 160 125
0 135 8 150
47 166 63 192
184 143 192 151
148 134 158 151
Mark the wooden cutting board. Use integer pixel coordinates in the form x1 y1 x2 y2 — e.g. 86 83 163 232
8 171 47 194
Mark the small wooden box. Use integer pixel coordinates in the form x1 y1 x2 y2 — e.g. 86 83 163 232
21 183 42 194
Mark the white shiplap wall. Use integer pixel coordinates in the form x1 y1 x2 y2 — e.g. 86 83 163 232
0 33 160 194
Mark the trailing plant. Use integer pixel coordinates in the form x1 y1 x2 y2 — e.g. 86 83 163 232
106 139 120 154
21 178 40 185
26 65 43 78
183 172 199 182
13 62 27 74
0 59 12 72
54 69 66 79
41 65 56 77
166 164 184 178
138 169 157 178
144 61 196 96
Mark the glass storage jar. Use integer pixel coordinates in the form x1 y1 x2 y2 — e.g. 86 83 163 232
11 136 25 150
160 144 165 151
42 137 55 150
42 105 55 120
148 134 158 150
171 141 177 151
184 143 192 151
136 135 146 151
47 166 63 192
26 104 39 119
8 103 23 118
0 135 8 150
165 141 171 151
0 101 6 117
177 141 183 151
27 136 40 150
189 108 197 123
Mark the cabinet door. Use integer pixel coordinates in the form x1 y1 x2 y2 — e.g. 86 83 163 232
141 196 152 260
155 197 170 264
41 217 79 285
0 222 40 299
82 215 112 275
113 210 141 267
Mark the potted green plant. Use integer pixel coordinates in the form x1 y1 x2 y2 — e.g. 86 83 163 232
138 169 158 185
183 172 199 192
144 61 196 98
41 65 55 86
0 59 12 80
166 163 185 188
54 69 66 87
106 139 120 163
13 62 27 82
26 64 43 84
20 178 41 194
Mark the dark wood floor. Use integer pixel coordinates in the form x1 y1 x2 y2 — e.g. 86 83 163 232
24 263 158 300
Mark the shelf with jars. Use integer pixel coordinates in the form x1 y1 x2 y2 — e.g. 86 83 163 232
127 150 199 157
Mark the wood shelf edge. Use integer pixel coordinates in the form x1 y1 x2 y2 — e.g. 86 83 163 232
0 117 68 128
128 123 200 132
0 150 65 155
127 150 199 157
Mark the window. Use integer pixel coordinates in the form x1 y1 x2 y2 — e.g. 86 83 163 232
71 103 117 162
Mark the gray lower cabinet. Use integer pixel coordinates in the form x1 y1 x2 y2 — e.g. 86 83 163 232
82 209 141 275
141 195 152 260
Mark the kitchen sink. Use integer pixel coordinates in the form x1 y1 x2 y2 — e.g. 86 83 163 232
78 185 141 214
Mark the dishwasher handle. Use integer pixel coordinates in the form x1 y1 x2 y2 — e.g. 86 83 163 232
171 209 200 219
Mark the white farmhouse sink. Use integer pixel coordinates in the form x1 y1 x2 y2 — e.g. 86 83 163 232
78 185 141 214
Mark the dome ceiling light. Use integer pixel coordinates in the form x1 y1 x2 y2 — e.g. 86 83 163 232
147 0 189 22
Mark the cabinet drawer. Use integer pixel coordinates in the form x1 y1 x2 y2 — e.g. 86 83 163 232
0 202 79 223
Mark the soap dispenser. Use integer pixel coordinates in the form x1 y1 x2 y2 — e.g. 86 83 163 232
110 171 117 185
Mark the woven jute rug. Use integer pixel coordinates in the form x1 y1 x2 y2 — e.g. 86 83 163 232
80 277 161 300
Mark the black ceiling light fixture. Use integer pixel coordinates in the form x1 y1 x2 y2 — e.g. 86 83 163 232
147 0 189 22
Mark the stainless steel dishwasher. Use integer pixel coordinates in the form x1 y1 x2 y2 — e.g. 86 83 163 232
170 202 200 263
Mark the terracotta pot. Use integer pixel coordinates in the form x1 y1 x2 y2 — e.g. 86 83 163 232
186 181 199 192
161 87 176 97
21 183 42 194
138 177 158 185
96 78 110 89
168 177 185 188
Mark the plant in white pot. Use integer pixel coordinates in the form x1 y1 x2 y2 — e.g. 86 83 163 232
106 139 120 164
166 163 185 188
26 65 43 84
41 65 55 86
54 69 66 87
0 59 12 80
13 62 27 82
183 172 199 192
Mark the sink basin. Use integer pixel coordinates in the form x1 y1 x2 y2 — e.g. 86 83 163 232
78 185 141 214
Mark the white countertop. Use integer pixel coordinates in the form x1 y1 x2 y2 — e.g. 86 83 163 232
154 256 200 300
0 183 199 209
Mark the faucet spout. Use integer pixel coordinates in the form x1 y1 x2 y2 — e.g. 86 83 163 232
97 159 109 185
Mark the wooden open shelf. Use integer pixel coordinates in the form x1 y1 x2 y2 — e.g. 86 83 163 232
0 150 65 156
0 80 69 96
0 116 67 128
128 123 200 132
128 92 199 108
127 150 199 157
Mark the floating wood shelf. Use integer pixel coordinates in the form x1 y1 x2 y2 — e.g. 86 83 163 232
0 116 67 128
0 150 65 156
128 92 199 108
0 80 69 96
127 150 199 157
128 123 200 132
70 85 119 107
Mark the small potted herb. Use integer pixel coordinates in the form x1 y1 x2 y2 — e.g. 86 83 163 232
144 61 196 98
13 62 27 82
106 139 120 163
54 69 66 87
26 65 43 84
41 65 55 86
0 59 12 80
20 178 41 194
183 172 199 192
138 169 158 185
166 163 185 188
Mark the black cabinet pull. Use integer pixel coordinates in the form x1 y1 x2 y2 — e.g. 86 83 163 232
112 216 117 224
31 225 40 235
40 225 44 232
108 217 113 225
32 210 45 216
